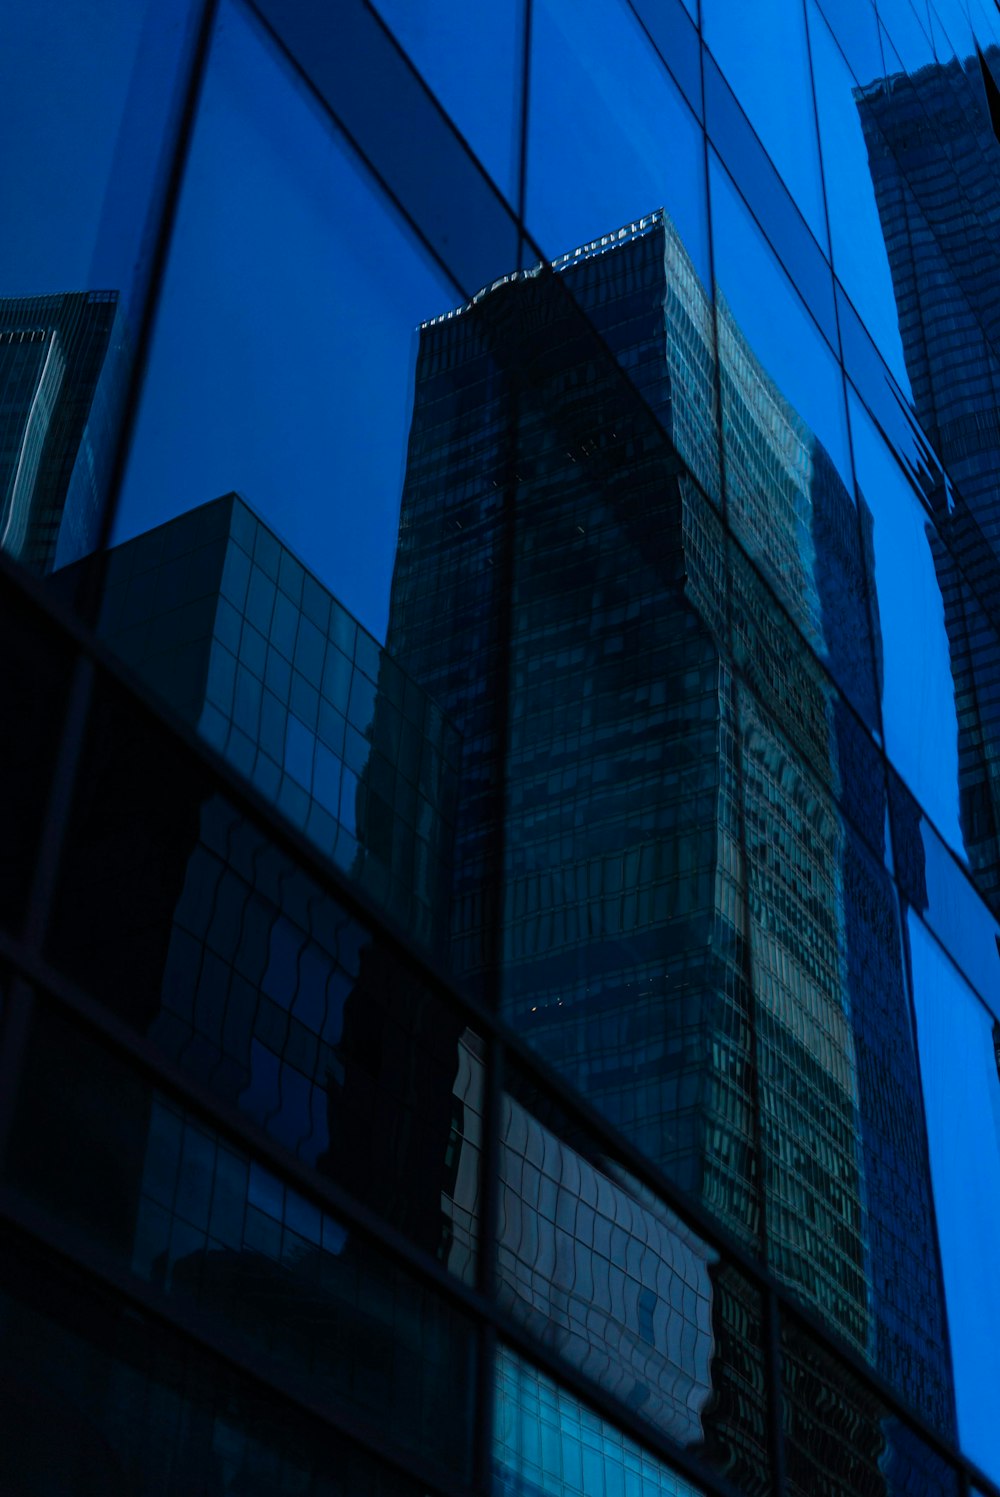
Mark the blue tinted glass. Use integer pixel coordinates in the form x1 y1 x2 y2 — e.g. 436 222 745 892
814 0 883 81
370 0 524 198
907 913 1000 1483
878 0 938 71
966 0 1000 49
253 0 520 299
115 1 459 642
710 153 850 486
838 294 945 503
629 0 703 113
702 0 828 246
928 0 982 63
807 1 911 390
526 0 710 289
897 794 1000 1008
703 52 837 343
0 1 197 577
848 389 964 852
0 0 194 309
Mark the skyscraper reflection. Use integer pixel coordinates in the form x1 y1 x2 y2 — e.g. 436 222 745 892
386 209 953 1453
0 290 124 573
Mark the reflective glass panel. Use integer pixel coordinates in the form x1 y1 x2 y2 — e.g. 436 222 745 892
806 0 911 391
878 0 938 73
814 0 883 81
45 662 480 1286
369 0 525 198
0 0 198 578
710 153 850 490
907 913 1000 1480
702 0 829 245
629 0 703 113
848 388 964 854
703 52 837 343
525 0 711 289
781 1310 961 1493
114 0 513 647
736 677 950 1425
889 770 1000 1009
927 0 983 71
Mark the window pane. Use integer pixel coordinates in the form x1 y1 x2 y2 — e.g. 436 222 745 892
113 0 517 646
526 0 711 290
848 388 964 853
702 0 828 245
807 0 911 391
0 0 198 578
907 913 1000 1479
370 0 525 198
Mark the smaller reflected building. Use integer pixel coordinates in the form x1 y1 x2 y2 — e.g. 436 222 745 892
74 491 460 955
0 290 124 573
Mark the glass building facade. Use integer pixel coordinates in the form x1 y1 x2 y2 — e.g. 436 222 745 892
4 1 1000 1494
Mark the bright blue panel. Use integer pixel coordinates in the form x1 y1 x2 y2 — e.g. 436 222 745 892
908 913 1000 1485
370 0 525 199
115 0 460 643
702 0 829 247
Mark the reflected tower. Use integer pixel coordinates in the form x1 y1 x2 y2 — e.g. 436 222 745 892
857 51 1000 914
0 290 124 573
385 209 953 1454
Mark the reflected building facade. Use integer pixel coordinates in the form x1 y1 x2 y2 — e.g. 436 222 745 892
0 290 124 573
858 53 1000 916
44 486 753 1491
386 210 954 1442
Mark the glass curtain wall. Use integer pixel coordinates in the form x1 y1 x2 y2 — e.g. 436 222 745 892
4 0 1000 1493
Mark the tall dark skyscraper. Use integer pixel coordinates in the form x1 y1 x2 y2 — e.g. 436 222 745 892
386 210 953 1438
857 52 1000 915
0 290 124 574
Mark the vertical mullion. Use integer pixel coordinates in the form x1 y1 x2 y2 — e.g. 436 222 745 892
474 1036 505 1492
765 1286 788 1497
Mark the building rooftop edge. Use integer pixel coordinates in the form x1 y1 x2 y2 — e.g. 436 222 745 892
419 210 666 330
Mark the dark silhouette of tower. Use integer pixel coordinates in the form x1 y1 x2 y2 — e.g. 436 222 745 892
384 210 954 1463
0 290 123 573
857 51 1000 914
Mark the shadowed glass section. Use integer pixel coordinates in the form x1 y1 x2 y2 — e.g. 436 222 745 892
806 0 911 391
780 1313 961 1497
0 1232 428 1495
701 0 828 245
64 493 461 957
369 0 525 198
43 663 479 1287
0 581 75 936
4 995 478 1482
